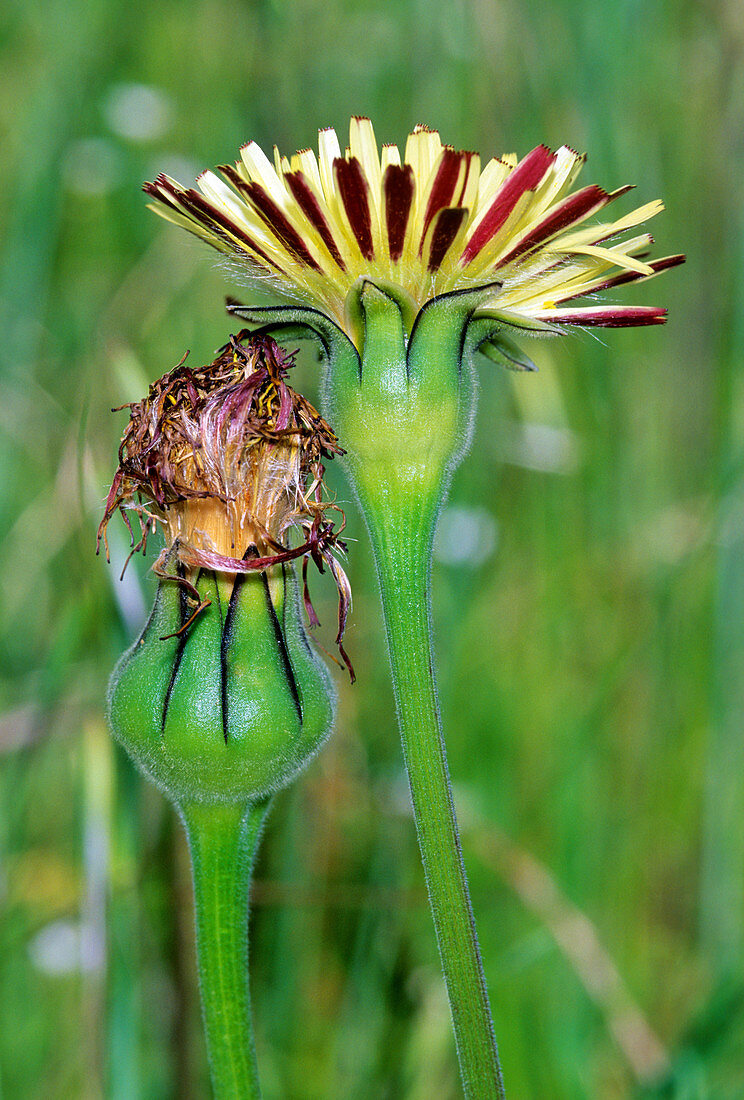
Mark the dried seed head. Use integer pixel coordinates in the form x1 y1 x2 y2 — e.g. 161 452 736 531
98 332 353 676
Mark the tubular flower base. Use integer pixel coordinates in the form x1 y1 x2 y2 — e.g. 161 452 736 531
143 118 683 1100
144 117 684 342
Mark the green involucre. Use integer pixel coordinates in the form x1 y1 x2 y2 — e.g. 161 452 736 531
108 561 334 805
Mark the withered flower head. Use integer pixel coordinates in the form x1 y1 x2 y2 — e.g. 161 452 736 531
98 332 352 675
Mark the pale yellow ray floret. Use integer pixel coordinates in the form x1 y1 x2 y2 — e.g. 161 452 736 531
143 117 684 335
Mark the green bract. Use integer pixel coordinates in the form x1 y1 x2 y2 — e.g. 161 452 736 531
109 558 334 806
228 279 520 532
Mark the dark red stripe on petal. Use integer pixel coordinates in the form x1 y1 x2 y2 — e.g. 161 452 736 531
284 170 347 271
145 175 206 216
420 149 466 251
334 156 374 260
219 163 317 270
608 184 635 201
496 184 610 268
559 253 686 302
426 208 468 271
153 177 277 266
383 163 414 261
244 181 323 271
461 145 556 265
547 307 668 327
143 176 182 214
218 163 254 197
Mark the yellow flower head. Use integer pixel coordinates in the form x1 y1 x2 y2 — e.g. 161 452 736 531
144 117 683 336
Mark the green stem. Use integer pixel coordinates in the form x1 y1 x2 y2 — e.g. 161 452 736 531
366 503 505 1099
179 799 271 1100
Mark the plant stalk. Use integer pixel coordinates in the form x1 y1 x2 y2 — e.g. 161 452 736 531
179 798 271 1100
365 502 505 1099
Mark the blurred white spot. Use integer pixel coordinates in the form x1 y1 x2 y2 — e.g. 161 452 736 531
103 83 173 143
375 772 413 817
434 505 498 568
717 493 744 549
643 504 706 563
500 421 581 474
29 919 103 975
146 153 202 188
63 138 122 196
0 704 40 753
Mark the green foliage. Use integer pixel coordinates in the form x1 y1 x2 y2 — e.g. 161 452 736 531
1 0 742 1096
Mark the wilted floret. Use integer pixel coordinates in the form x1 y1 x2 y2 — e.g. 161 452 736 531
98 332 352 675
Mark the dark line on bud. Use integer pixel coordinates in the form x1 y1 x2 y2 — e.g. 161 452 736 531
210 575 227 745
140 542 179 648
261 571 302 723
221 557 253 744
161 566 195 736
213 575 225 627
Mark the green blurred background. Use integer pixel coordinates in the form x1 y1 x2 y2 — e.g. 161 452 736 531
1 0 743 1096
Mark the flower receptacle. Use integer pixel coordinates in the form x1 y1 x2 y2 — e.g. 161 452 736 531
325 282 498 528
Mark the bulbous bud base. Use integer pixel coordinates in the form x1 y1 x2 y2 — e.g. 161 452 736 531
108 563 334 804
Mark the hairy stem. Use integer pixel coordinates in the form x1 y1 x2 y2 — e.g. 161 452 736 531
179 799 271 1100
365 501 505 1099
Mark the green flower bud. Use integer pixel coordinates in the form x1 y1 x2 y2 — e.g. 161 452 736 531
109 561 334 804
99 332 353 806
